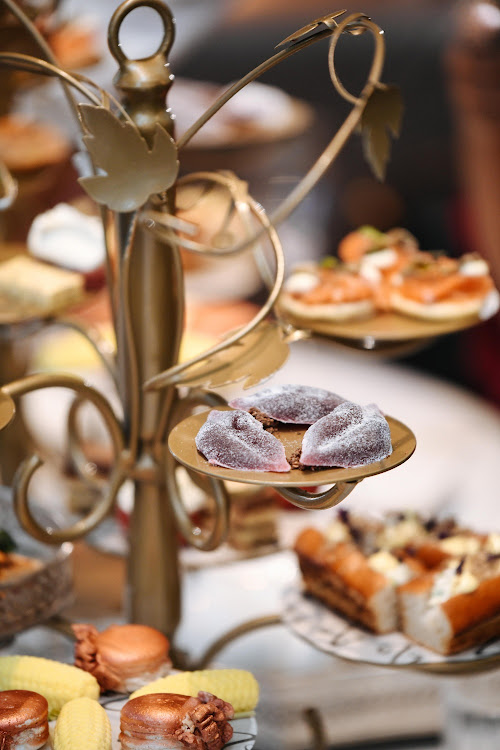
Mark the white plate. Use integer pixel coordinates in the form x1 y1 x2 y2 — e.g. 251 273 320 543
282 584 500 673
49 694 257 750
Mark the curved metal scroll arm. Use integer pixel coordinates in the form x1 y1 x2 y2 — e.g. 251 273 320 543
50 318 118 388
2 373 127 545
65 394 116 490
165 389 230 551
273 480 361 510
192 614 283 670
143 174 287 392
177 13 388 236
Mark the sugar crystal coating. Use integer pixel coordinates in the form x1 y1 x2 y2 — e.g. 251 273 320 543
195 409 291 472
300 401 392 468
229 384 346 424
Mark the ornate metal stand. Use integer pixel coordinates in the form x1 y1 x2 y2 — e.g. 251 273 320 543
0 0 405 644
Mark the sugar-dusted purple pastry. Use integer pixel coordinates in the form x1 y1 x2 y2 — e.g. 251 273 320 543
300 401 392 468
229 384 346 425
195 409 291 472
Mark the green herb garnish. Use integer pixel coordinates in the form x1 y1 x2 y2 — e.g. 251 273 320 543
359 225 385 240
320 255 339 269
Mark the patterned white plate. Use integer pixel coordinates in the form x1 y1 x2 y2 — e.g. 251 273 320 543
77 695 257 750
282 584 500 673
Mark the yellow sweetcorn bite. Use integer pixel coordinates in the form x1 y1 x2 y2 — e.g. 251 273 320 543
54 697 111 750
0 655 100 718
130 669 259 714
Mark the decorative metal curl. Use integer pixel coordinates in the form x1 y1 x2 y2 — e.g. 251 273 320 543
142 172 286 392
166 389 230 551
2 373 127 544
108 0 176 65
139 12 396 394
274 481 361 510
176 12 390 232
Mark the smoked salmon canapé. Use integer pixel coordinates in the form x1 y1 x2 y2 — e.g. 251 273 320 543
337 226 420 265
279 263 376 322
389 253 500 321
280 223 499 324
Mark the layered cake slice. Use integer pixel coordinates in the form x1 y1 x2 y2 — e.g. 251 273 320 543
294 525 419 634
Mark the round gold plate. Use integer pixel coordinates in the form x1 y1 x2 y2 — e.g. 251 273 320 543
281 309 489 351
0 391 15 430
168 406 416 488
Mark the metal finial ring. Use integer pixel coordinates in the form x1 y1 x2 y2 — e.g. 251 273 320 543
108 0 175 65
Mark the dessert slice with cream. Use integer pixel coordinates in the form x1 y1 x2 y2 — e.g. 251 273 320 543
399 548 500 655
294 511 500 652
294 526 421 634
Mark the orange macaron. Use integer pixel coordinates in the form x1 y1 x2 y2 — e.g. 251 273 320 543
72 623 171 693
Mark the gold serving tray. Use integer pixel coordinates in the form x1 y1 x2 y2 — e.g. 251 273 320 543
281 308 491 352
168 406 416 488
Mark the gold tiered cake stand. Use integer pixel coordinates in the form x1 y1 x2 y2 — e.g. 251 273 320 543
0 0 416 645
0 0 494 693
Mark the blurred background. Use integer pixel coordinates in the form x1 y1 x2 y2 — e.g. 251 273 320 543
1 0 499 404
0 1 500 749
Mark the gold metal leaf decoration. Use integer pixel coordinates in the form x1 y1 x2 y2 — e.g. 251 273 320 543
78 104 179 212
149 320 291 391
277 11 347 48
358 84 404 181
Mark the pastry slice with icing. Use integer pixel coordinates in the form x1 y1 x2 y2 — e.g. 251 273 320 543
300 401 392 468
195 409 291 472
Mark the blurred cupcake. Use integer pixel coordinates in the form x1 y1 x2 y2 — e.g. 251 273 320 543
0 115 73 241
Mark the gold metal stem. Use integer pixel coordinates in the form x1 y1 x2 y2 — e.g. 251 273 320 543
127 474 181 636
106 0 183 635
